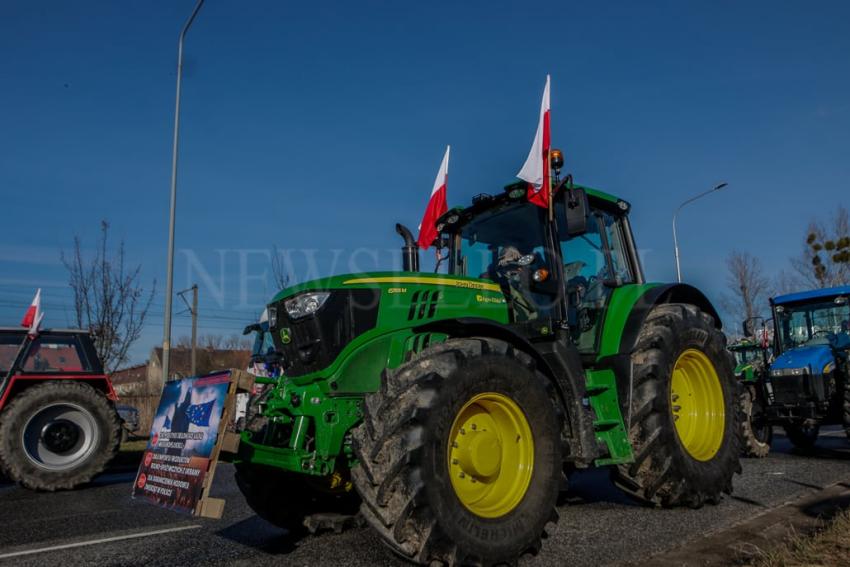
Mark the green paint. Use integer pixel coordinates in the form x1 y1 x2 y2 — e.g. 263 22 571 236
585 368 634 465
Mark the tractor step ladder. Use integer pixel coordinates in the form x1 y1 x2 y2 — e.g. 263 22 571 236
584 369 634 466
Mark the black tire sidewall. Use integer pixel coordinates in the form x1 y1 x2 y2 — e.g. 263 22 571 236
0 381 119 490
419 354 561 559
652 311 739 496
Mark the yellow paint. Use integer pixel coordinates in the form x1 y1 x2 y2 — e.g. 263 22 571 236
343 276 501 292
670 349 726 461
447 392 534 518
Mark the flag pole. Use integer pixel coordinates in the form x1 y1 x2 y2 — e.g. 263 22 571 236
547 149 554 222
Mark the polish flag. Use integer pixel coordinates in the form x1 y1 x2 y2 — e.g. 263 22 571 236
417 145 450 249
21 288 44 337
517 75 551 209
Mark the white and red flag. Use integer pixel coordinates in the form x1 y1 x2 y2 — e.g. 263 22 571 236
417 145 450 249
21 288 44 337
517 75 551 209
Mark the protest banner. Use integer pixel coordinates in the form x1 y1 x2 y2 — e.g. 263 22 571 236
132 369 253 518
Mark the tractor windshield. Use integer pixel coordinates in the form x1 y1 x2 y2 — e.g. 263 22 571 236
451 201 557 321
775 299 850 353
731 346 760 366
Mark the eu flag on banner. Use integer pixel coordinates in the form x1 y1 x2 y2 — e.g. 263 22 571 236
185 400 215 427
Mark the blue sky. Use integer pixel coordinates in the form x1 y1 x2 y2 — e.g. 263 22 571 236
2 1 849 365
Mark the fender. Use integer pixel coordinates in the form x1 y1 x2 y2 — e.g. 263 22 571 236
413 317 602 465
618 283 722 357
0 374 117 412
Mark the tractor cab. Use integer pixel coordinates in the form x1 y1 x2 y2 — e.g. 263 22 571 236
438 181 643 353
767 286 850 423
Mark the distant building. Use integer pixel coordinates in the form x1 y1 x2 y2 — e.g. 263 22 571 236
111 347 250 433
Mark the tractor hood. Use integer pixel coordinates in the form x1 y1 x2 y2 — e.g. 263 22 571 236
771 345 835 375
266 272 508 378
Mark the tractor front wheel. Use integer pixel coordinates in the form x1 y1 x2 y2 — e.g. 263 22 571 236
234 464 360 534
613 303 741 507
351 338 562 566
740 385 772 458
784 422 819 450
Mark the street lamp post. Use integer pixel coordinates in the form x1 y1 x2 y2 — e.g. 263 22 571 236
672 182 729 283
162 0 205 383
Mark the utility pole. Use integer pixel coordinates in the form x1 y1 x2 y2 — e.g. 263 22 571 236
162 0 205 383
673 182 729 283
178 285 199 376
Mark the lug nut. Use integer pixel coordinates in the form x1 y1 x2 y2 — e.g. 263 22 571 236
471 424 477 430
452 458 459 465
459 472 465 478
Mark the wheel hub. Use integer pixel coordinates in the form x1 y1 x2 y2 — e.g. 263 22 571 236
22 402 99 471
670 349 725 461
447 392 534 518
41 419 81 454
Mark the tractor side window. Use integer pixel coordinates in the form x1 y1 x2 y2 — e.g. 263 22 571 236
0 334 23 374
23 335 91 373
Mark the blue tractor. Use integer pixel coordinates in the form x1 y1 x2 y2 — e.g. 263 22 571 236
765 286 850 448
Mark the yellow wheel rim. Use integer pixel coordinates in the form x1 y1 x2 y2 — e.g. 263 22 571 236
447 392 534 518
670 349 726 461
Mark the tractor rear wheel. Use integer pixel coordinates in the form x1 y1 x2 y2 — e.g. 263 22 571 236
613 303 741 507
0 381 120 490
234 464 359 534
740 385 772 458
351 338 562 566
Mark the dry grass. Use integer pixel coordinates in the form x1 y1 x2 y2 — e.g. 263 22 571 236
119 439 148 453
744 510 850 567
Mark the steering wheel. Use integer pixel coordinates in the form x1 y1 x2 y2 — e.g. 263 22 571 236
812 329 834 339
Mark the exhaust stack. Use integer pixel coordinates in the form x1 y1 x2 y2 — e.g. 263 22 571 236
395 224 420 272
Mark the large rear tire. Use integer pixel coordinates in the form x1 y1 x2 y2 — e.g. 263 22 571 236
613 303 741 507
0 381 120 490
740 385 772 458
351 338 562 566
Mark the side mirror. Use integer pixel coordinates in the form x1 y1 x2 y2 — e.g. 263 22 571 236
564 188 589 236
243 323 262 336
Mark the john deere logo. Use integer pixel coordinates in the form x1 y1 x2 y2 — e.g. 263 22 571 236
280 328 292 344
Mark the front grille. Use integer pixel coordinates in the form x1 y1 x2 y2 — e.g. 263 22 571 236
769 375 806 405
271 289 380 377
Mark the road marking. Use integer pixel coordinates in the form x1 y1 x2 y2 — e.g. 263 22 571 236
0 524 202 559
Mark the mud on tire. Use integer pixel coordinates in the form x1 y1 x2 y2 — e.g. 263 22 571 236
0 381 120 491
740 385 772 458
613 303 742 507
351 337 563 566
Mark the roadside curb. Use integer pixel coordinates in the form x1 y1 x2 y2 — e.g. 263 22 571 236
620 479 850 566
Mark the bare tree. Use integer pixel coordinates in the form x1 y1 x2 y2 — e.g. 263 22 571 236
721 250 772 330
61 221 155 372
270 245 292 290
790 205 850 288
198 333 249 350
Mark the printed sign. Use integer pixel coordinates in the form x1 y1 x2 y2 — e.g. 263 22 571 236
132 371 234 515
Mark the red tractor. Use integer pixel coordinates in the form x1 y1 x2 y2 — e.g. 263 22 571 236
0 327 121 490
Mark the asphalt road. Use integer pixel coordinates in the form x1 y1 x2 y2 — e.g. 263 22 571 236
1 428 849 567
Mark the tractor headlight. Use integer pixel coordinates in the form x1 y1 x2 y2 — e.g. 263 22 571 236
770 367 808 377
284 292 331 320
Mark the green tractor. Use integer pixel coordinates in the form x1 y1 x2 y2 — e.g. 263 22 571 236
230 176 741 565
729 336 773 457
